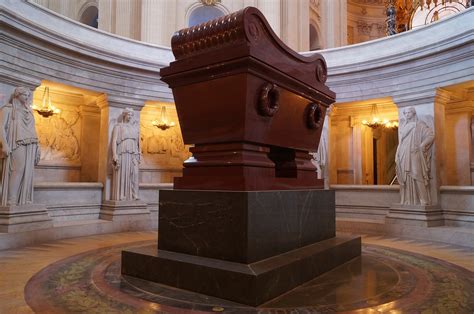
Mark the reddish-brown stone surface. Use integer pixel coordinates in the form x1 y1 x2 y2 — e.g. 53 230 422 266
160 7 335 190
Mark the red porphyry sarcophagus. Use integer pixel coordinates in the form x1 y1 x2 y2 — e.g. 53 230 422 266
160 7 335 191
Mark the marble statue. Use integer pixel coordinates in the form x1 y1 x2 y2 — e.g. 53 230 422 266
386 1 397 36
395 107 434 205
111 108 141 201
311 104 332 188
313 124 327 179
0 87 41 206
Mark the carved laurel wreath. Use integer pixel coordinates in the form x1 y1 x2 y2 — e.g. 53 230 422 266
306 102 324 129
258 83 280 117
315 59 327 83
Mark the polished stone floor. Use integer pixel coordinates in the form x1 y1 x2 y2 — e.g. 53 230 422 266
0 231 473 313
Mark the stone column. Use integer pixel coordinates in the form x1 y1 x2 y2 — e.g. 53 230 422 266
115 0 141 40
281 0 310 51
321 0 347 48
96 95 150 222
141 0 177 45
471 112 474 184
257 0 281 37
442 94 474 185
79 104 101 182
98 0 113 33
387 92 445 227
350 116 365 185
141 0 162 44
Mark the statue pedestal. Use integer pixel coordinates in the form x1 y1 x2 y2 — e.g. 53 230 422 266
386 204 444 227
100 200 150 221
122 190 361 306
0 204 52 233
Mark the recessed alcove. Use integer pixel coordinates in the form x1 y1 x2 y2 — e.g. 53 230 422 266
139 101 191 184
329 98 399 185
32 81 102 183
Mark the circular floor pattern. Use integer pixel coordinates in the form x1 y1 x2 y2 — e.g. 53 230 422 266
25 240 474 313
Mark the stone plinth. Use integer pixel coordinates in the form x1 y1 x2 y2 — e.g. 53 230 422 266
100 200 150 222
386 204 444 227
122 236 361 306
122 189 361 306
0 204 52 233
158 189 335 263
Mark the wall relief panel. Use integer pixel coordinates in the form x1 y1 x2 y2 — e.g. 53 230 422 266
34 109 82 164
139 104 191 176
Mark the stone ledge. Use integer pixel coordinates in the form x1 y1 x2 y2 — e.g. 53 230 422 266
0 218 156 251
122 235 361 306
336 218 474 248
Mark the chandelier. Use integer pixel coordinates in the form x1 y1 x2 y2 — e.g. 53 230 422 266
152 106 176 130
362 104 398 129
386 0 471 35
32 87 60 118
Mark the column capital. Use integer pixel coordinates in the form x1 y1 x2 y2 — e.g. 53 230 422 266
0 73 42 92
393 89 438 107
96 94 146 110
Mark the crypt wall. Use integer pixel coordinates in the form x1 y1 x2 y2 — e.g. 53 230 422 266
0 0 473 248
347 0 386 45
30 0 311 52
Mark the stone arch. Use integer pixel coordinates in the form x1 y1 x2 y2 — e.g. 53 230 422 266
185 2 230 27
78 1 98 28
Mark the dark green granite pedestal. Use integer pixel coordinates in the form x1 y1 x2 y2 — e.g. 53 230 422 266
122 190 361 306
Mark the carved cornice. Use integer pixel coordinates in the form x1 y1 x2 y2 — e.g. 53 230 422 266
200 0 221 5
171 10 246 60
0 1 174 103
164 7 334 101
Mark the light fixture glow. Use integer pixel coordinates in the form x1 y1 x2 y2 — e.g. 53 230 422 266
152 106 176 130
32 86 60 118
362 104 398 129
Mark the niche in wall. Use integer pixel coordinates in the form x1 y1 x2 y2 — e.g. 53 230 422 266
330 99 399 185
32 81 102 183
79 3 99 28
439 81 474 186
139 102 191 183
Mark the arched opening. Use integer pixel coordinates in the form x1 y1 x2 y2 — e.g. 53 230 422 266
188 5 225 27
411 1 466 29
79 5 98 29
309 24 321 51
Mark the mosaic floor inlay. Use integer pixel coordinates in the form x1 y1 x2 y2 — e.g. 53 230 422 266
24 240 474 313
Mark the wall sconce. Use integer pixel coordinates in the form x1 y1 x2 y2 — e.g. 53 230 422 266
362 104 398 129
32 87 60 118
152 106 176 130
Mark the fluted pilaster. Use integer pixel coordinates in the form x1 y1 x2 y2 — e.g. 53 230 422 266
321 0 347 48
116 0 141 40
98 0 114 33
141 0 176 46
257 0 281 37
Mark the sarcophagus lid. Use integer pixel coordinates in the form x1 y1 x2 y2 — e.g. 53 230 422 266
160 7 336 191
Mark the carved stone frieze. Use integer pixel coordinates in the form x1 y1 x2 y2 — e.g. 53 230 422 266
357 20 385 37
140 120 190 167
350 0 384 5
34 109 81 163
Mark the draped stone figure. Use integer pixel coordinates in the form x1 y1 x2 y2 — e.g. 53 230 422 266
395 107 434 205
0 87 41 206
111 108 140 201
311 104 332 188
312 125 328 180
